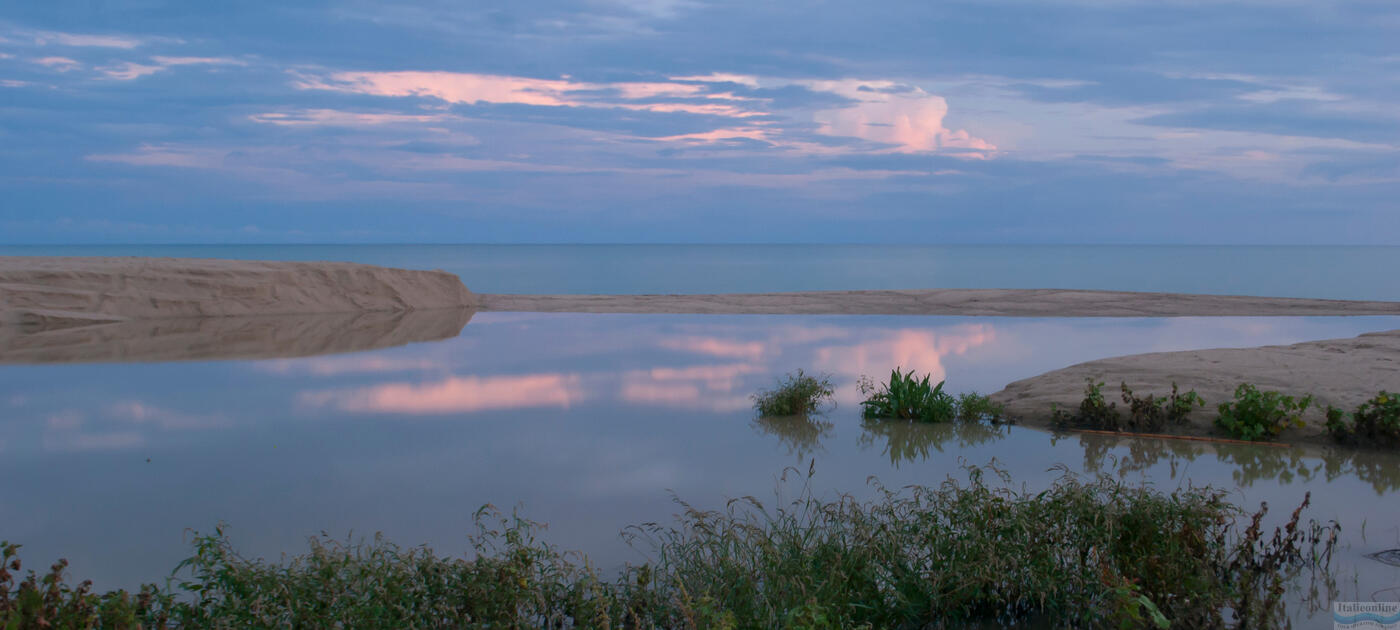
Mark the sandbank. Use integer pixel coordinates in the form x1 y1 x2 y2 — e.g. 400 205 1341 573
0 256 475 328
990 329 1400 445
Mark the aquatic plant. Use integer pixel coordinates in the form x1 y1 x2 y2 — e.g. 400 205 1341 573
858 368 957 422
955 391 1007 424
1215 383 1313 441
2 466 1340 629
1325 391 1400 448
752 369 835 418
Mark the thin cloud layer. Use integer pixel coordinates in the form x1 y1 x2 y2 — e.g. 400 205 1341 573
0 1 1396 243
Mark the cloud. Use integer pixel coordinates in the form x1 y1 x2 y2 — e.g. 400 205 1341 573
33 30 141 49
31 56 81 71
619 363 761 411
300 373 585 414
658 336 766 360
98 56 244 81
805 80 996 155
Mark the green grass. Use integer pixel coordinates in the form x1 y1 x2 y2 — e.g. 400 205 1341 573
3 466 1338 629
752 370 835 418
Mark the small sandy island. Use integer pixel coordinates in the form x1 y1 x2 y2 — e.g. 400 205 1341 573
990 329 1400 446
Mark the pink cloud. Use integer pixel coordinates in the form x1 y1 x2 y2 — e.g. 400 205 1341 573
300 373 584 414
619 362 760 411
99 62 163 80
295 70 764 118
813 325 997 403
32 56 81 71
34 31 141 49
248 109 451 127
658 336 766 360
806 80 996 156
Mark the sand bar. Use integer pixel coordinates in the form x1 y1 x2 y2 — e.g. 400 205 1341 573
990 329 1400 445
0 256 475 328
478 289 1400 317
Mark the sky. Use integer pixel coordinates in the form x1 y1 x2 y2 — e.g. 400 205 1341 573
1 1 1397 244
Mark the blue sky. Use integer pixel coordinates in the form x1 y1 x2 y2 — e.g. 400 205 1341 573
1 1 1397 243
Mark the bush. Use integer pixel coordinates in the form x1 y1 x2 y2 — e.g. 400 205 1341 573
1051 380 1120 430
1325 391 1400 447
858 368 957 422
0 541 172 629
752 370 835 417
1121 382 1205 432
3 467 1340 629
956 391 1007 424
1054 381 1204 433
1215 383 1312 441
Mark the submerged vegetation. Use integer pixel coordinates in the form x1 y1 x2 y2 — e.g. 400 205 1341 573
2 466 1338 629
1215 384 1314 442
1325 391 1400 448
752 370 835 418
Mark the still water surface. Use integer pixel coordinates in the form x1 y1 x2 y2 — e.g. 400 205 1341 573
3 311 1399 625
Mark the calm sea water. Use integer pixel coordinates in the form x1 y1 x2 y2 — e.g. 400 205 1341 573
2 244 1399 299
3 245 1399 624
3 312 1399 626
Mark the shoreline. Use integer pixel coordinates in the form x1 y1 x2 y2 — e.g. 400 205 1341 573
476 289 1400 317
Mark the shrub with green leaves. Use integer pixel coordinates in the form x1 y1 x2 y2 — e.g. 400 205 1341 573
858 368 956 422
751 369 835 417
1121 382 1205 432
1215 383 1313 441
1325 391 1400 447
0 541 171 629
1051 380 1121 430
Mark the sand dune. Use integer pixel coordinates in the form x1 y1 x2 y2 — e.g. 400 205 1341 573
990 329 1400 444
478 289 1400 317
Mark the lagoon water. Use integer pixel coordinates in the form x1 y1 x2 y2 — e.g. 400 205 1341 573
3 245 1400 624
